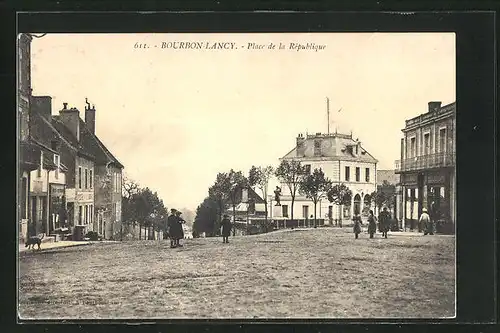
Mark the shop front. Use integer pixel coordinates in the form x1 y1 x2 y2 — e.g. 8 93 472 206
49 183 66 234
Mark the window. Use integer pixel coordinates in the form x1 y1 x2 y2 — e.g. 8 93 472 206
424 133 430 155
282 205 289 218
90 204 93 224
85 169 88 189
314 140 322 156
355 167 360 182
54 154 60 179
78 167 82 189
345 166 350 181
439 128 446 153
84 205 88 224
365 168 370 182
89 169 93 189
410 137 416 158
304 164 311 175
302 205 309 218
78 205 83 224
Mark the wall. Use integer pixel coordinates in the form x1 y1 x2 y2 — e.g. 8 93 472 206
69 156 95 230
94 164 123 239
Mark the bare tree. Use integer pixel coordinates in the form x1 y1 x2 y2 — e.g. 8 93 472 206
275 159 306 223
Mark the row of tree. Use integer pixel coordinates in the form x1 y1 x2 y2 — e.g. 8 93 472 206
121 177 169 240
193 159 396 236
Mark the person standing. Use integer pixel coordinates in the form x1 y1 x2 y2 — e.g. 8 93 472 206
420 208 433 235
352 214 362 239
167 209 179 248
221 214 232 243
367 210 377 239
175 211 186 247
378 207 390 239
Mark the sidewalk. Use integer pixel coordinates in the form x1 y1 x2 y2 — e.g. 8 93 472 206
19 240 93 253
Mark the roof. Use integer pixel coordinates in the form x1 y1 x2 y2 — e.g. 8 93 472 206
51 115 95 160
78 119 124 169
281 133 378 163
376 170 399 186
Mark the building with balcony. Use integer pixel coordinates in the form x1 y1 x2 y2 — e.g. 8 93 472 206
395 101 456 232
274 132 378 227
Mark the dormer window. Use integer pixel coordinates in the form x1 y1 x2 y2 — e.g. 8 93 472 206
314 140 322 156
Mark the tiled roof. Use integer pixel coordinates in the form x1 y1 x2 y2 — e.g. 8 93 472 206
281 133 378 163
78 119 124 168
51 115 95 160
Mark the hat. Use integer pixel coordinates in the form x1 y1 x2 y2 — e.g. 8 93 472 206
422 208 427 212
170 208 177 213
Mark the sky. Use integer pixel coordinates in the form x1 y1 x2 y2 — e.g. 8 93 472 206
30 33 455 212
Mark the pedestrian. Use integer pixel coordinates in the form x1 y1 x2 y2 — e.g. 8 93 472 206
367 210 377 239
352 214 362 239
175 211 186 247
221 214 232 243
167 208 179 248
378 207 391 239
419 208 433 235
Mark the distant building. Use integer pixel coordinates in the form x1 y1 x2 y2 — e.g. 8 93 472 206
275 132 378 226
375 169 398 218
395 101 456 231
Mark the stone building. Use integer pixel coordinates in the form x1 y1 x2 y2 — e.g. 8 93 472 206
395 101 456 232
274 132 378 226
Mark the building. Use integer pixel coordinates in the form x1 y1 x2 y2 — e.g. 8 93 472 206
80 100 124 239
51 103 97 237
52 101 124 240
29 96 68 236
18 33 41 241
395 101 456 232
225 186 267 235
274 132 378 226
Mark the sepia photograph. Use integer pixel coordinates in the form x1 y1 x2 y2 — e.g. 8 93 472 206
17 32 456 320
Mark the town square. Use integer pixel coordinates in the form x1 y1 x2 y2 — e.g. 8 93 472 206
18 32 456 319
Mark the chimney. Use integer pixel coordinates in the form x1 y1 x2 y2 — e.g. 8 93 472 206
296 133 306 157
31 96 52 121
428 101 442 113
84 98 96 134
59 103 80 142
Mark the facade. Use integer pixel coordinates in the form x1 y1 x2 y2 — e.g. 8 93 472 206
275 132 378 226
395 101 456 232
18 33 41 241
29 97 68 236
375 169 398 218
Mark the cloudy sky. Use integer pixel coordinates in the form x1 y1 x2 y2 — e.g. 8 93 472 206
30 33 455 211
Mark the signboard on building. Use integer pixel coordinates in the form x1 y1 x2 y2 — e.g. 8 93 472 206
65 188 76 201
401 174 418 186
76 192 93 202
426 172 445 185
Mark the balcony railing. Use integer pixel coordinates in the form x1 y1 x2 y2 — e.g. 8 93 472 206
395 152 455 172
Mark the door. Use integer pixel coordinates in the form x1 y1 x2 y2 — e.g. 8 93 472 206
41 197 47 234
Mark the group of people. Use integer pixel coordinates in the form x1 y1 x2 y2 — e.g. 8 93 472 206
352 206 436 239
166 208 186 248
352 208 393 239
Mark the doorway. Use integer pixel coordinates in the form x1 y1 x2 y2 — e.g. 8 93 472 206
353 194 361 216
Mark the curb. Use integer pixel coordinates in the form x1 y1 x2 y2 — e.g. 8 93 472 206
19 242 93 256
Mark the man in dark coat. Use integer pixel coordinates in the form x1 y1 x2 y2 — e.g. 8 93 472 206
167 209 179 248
221 214 232 243
367 210 377 239
175 211 186 247
378 207 391 239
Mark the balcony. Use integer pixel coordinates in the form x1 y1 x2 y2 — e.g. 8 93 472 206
395 152 455 173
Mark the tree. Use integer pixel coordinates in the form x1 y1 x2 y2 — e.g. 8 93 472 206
208 172 230 236
248 165 274 226
226 169 248 236
275 159 306 223
327 184 353 226
193 197 218 237
299 168 332 228
370 181 396 216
